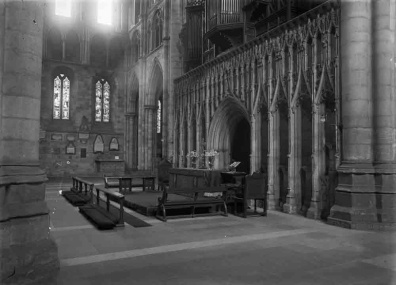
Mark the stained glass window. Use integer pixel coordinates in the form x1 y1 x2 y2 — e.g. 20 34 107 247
53 76 61 119
53 74 70 120
62 77 70 119
95 79 111 122
103 82 110 122
157 100 161 133
95 81 102 122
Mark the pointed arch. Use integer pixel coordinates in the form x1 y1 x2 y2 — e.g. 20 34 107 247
148 58 164 104
207 97 250 169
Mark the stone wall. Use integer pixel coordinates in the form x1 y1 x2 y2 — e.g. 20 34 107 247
40 60 125 177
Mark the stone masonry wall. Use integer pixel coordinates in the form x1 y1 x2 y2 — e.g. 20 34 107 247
40 61 125 177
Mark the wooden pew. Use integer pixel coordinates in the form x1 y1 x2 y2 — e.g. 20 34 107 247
156 186 228 222
104 175 156 192
62 177 93 206
79 185 125 230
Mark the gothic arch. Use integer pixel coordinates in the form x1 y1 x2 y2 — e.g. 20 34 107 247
207 97 250 169
148 59 163 105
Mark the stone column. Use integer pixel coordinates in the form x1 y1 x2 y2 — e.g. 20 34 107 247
144 105 156 171
328 1 381 229
372 0 395 163
284 49 297 214
0 1 59 284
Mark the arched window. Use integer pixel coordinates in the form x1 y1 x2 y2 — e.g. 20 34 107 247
55 0 71 17
53 74 70 120
95 79 111 122
97 0 113 25
157 99 162 134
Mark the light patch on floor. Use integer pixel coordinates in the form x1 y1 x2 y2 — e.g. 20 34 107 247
362 253 396 271
60 228 317 267
51 225 96 232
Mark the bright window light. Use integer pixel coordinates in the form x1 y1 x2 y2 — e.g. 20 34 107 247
98 0 113 25
55 0 72 17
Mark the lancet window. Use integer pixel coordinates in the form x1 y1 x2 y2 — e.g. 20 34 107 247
53 74 70 120
95 79 111 122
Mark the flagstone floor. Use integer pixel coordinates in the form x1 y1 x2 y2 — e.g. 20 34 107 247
46 179 396 285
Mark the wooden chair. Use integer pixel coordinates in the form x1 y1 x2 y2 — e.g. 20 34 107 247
119 177 132 193
232 172 267 218
158 159 172 191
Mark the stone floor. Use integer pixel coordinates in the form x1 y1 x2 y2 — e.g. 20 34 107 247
45 179 396 285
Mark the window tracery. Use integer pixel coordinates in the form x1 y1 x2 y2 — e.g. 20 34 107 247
53 74 70 120
95 79 111 122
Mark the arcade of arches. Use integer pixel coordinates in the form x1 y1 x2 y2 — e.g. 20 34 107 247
1 0 396 283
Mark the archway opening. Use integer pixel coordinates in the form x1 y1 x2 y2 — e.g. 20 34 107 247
231 118 251 173
207 98 250 171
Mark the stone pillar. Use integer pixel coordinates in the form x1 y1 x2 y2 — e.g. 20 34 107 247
308 103 325 219
0 1 59 284
125 113 137 170
144 105 156 171
284 106 298 214
328 1 396 230
372 0 395 163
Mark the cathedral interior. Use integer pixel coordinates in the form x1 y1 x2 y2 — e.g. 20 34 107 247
1 0 396 284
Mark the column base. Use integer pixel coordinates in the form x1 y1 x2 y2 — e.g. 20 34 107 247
0 166 59 284
328 164 396 231
267 193 279 210
283 195 297 214
306 201 322 219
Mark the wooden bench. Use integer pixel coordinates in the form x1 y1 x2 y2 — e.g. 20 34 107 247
104 175 156 192
62 177 93 206
156 186 228 222
79 185 125 230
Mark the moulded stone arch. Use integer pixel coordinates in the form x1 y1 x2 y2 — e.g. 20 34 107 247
148 58 163 105
207 97 250 169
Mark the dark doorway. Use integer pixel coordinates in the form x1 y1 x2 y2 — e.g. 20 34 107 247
300 97 312 215
231 118 251 173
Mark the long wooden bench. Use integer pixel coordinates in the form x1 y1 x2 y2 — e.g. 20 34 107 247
156 186 228 222
62 177 93 206
79 185 125 230
104 175 156 192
